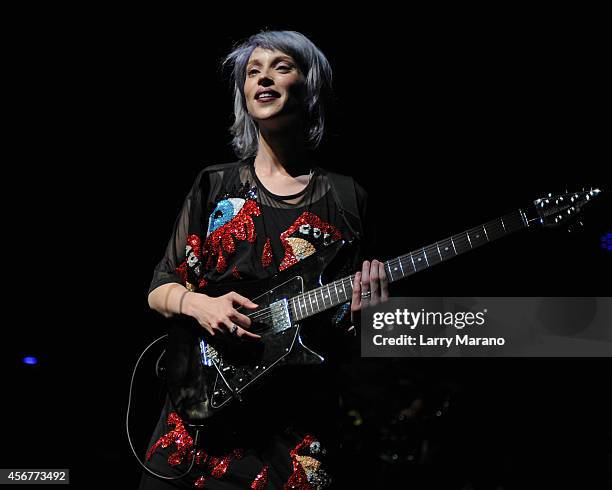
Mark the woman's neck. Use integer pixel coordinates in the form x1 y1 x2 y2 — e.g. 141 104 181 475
254 126 313 178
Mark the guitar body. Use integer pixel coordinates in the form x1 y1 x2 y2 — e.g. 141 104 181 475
165 239 355 427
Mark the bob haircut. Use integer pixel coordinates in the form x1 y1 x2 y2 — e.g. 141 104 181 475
223 30 333 159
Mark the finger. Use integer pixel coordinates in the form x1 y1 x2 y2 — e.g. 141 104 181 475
238 328 262 340
351 272 362 312
370 259 380 296
379 261 390 302
230 310 253 328
230 292 259 309
361 261 371 292
222 317 261 340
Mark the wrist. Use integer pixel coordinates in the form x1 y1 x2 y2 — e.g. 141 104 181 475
179 290 193 316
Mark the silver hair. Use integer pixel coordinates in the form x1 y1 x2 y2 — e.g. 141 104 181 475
222 30 333 159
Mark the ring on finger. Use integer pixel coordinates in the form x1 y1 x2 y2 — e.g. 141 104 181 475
230 323 239 335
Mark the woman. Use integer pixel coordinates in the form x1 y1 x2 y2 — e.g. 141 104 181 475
139 30 389 489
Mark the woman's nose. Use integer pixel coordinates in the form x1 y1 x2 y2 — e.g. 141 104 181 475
257 75 274 86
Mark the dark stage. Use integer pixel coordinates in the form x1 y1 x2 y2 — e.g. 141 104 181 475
4 11 611 490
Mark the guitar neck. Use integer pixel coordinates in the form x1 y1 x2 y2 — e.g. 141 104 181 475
290 208 533 322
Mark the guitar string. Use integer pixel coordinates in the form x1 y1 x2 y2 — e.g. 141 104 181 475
245 215 521 323
227 194 593 326
242 215 520 324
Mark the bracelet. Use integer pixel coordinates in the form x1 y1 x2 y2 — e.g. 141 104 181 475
179 290 190 315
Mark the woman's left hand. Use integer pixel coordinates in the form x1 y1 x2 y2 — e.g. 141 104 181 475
350 259 390 324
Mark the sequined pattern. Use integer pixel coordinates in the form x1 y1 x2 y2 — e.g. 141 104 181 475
175 234 203 287
261 237 273 268
203 199 261 273
146 412 194 467
278 212 342 271
251 464 269 489
284 434 331 489
209 449 244 478
146 412 250 488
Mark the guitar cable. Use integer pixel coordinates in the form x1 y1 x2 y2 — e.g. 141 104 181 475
126 333 201 481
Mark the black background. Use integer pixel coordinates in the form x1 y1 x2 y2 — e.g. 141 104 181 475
4 7 610 489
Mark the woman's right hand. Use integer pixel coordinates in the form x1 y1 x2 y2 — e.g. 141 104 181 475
183 291 261 339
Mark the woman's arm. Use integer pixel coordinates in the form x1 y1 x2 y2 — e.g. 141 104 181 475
147 282 190 318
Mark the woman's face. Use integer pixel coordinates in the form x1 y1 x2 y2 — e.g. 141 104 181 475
243 47 305 128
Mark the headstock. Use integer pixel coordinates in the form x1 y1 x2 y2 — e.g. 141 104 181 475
533 188 602 228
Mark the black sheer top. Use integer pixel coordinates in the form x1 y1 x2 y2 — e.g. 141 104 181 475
148 157 370 304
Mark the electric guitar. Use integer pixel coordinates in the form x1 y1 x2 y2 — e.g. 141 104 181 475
148 188 602 427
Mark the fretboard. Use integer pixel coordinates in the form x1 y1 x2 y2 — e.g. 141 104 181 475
289 209 529 322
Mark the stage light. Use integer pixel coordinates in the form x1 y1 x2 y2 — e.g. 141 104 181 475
22 356 38 365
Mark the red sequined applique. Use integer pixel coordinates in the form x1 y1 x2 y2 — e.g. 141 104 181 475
203 200 261 273
251 464 269 489
176 260 188 283
187 234 202 257
146 412 194 467
284 434 316 489
278 212 342 272
209 448 244 478
232 265 241 279
175 234 203 285
261 238 273 268
147 412 247 487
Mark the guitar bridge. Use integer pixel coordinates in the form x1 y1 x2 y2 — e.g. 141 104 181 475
268 298 293 334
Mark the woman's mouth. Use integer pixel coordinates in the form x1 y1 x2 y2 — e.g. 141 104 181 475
255 90 281 103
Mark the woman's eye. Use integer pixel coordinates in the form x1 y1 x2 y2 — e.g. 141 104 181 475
248 69 259 76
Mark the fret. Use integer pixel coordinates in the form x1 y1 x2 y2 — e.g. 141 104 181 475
436 242 443 261
438 238 455 260
302 295 309 316
503 211 526 233
411 250 428 271
482 224 489 242
397 257 405 277
519 208 529 227
320 286 330 307
338 279 348 301
452 233 471 254
333 281 339 303
323 284 334 306
467 226 488 248
320 288 327 308
485 219 506 240
386 262 395 282
313 289 323 311
450 236 458 255
422 247 430 267
307 292 315 314
466 232 473 248
409 253 417 271
500 217 506 232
